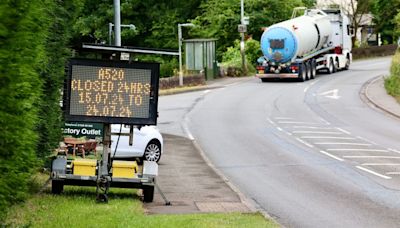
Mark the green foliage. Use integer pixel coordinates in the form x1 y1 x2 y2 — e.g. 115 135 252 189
36 1 81 160
72 0 202 49
0 0 50 220
385 51 400 101
5 186 277 227
372 0 400 44
221 39 261 75
394 11 400 39
191 0 304 61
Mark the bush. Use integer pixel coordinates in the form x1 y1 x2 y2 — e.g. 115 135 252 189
385 50 400 101
135 55 178 78
221 39 261 76
0 1 50 220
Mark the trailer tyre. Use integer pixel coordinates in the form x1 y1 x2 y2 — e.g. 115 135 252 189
143 185 154 202
310 60 316 79
298 63 306 82
305 61 311 80
51 180 64 194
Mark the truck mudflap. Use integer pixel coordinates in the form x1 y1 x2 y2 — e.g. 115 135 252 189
256 73 298 79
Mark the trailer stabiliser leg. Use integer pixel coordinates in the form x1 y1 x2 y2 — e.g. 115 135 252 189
154 181 171 206
96 175 110 203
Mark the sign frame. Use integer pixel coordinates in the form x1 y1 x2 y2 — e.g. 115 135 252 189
63 58 159 125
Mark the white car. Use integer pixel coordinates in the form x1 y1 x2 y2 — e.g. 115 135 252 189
110 125 163 163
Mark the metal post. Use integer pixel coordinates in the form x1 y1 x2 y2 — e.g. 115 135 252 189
178 23 194 87
114 0 121 46
240 0 247 76
178 24 183 86
109 23 113 45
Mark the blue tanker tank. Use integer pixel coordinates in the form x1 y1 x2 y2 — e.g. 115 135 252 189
260 27 298 64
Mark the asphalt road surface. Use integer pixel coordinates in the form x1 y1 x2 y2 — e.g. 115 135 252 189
158 57 400 227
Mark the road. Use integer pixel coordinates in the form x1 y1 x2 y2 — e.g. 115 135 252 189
158 57 400 227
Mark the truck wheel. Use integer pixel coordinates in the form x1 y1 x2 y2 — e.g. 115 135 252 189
305 62 311 80
51 180 64 194
298 63 306 82
344 57 350 70
328 58 334 74
310 60 316 79
333 59 339 72
143 185 154 202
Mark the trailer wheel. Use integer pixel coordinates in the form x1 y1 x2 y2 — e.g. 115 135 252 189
143 185 154 202
305 62 311 80
51 180 64 194
298 63 306 82
310 60 316 79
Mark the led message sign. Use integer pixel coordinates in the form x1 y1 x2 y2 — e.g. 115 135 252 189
64 59 159 125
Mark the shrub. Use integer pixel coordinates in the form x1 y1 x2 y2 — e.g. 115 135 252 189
221 39 260 76
0 1 49 220
385 50 400 101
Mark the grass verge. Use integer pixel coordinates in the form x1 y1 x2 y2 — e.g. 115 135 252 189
385 50 400 103
4 174 277 227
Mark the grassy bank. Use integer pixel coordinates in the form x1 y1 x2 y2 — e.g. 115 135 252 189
4 175 277 227
385 50 400 102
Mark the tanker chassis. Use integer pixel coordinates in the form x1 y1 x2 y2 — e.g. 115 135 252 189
256 8 352 82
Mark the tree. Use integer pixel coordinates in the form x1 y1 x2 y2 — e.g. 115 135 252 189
372 0 400 44
0 0 50 219
36 1 83 160
191 0 304 61
319 0 373 46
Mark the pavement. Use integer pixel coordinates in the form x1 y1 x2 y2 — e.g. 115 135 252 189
145 75 400 215
362 75 400 119
145 76 255 214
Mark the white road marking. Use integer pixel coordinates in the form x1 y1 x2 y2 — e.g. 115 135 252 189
362 163 400 166
319 150 344 161
295 138 314 148
277 127 283 132
356 166 392 179
319 89 341 99
336 127 351 135
327 149 389 152
314 142 372 146
357 136 378 145
388 148 400 154
300 136 356 140
203 89 211 94
278 121 322 125
293 126 333 130
386 172 400 175
274 117 293 120
319 118 331 125
267 118 275 125
344 156 400 159
292 131 342 135
286 132 293 136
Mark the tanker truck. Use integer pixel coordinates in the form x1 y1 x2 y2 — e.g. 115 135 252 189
256 7 352 82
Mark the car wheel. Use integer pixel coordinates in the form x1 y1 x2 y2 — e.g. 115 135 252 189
143 140 161 163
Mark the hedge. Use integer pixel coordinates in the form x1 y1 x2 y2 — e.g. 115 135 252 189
385 50 400 102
